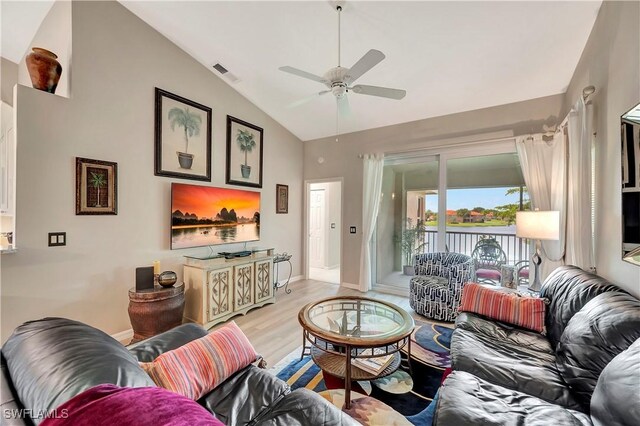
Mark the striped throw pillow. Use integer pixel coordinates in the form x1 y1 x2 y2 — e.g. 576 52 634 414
140 321 258 400
459 283 546 333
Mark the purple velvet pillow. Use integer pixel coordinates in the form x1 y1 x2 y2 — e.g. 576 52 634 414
40 384 223 426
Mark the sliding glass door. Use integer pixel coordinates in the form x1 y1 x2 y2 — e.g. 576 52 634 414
374 156 439 289
373 144 529 291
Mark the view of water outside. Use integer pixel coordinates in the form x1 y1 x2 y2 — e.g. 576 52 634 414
424 186 525 233
419 186 529 262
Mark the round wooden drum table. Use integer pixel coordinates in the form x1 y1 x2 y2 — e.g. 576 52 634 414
298 296 415 409
128 283 185 344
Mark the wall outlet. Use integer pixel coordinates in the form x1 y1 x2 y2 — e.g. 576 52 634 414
48 232 66 247
350 226 356 234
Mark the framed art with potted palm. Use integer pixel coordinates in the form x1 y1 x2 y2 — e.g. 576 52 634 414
76 157 117 215
154 88 212 181
226 115 263 188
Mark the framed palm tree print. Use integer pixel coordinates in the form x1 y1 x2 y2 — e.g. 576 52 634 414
154 88 212 181
76 157 117 215
226 115 263 188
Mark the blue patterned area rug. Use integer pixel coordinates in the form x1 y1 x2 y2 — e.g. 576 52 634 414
270 320 453 425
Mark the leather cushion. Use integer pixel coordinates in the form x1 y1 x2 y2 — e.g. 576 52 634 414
556 291 640 410
1 355 31 426
434 371 592 426
128 323 208 362
590 338 640 426
539 266 619 348
253 388 360 426
198 365 290 425
455 312 553 353
140 321 257 400
1 318 154 425
451 328 581 410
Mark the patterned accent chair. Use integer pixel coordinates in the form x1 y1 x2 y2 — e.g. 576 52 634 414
409 252 475 322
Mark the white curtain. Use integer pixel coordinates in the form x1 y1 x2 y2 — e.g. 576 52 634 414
516 133 567 281
359 153 384 292
566 98 595 270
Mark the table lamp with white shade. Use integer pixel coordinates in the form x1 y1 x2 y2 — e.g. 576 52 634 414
516 210 560 291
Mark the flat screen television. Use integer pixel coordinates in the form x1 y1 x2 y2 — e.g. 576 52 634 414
171 183 260 250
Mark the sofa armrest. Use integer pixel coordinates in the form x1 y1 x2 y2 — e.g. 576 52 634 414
127 323 208 362
1 355 33 426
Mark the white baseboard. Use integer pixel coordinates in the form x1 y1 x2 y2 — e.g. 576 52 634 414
111 329 133 343
372 284 409 296
278 275 303 286
341 282 361 290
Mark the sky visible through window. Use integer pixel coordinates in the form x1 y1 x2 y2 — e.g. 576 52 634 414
425 187 522 211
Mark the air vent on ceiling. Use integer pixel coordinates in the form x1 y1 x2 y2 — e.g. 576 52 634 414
212 62 240 83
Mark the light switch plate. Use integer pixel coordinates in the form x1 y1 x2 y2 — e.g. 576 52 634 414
48 232 66 247
350 226 356 234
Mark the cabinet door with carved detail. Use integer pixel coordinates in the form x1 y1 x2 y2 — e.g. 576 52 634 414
233 263 254 311
254 259 273 303
207 268 233 322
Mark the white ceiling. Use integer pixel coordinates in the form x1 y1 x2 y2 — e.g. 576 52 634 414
1 1 55 63
3 1 602 141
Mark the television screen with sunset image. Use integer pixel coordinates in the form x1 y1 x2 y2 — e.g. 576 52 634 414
171 183 260 249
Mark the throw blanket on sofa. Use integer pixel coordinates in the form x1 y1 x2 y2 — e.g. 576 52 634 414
40 384 223 426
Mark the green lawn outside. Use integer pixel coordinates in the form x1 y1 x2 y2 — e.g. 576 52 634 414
424 219 511 227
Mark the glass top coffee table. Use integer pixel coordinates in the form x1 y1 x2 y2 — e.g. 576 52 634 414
298 296 415 409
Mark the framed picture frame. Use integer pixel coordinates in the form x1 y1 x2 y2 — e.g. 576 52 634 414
154 87 212 181
276 184 288 214
76 157 117 215
226 115 263 188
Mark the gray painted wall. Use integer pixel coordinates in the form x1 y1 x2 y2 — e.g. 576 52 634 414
304 94 563 285
562 0 640 296
1 1 303 341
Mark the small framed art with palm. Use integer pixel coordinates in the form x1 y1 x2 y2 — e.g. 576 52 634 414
226 115 264 188
75 157 117 215
154 88 212 181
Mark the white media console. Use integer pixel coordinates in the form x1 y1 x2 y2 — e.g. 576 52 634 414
183 248 274 329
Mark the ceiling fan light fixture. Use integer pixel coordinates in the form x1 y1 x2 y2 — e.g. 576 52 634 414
331 83 347 98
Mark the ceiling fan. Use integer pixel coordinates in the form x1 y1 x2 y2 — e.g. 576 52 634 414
279 1 406 116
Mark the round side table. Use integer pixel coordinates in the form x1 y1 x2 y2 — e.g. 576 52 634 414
128 283 185 344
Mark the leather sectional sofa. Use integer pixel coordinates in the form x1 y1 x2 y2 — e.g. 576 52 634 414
1 318 356 426
434 265 640 425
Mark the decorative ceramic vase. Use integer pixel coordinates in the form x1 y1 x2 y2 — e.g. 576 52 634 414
25 48 62 94
158 271 178 287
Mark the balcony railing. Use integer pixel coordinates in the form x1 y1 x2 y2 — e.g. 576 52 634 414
419 230 530 263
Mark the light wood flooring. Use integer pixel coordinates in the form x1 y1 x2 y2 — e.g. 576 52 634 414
213 279 421 367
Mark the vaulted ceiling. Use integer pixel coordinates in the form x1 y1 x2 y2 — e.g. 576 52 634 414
3 1 602 141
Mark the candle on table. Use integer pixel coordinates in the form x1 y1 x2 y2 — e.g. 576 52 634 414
153 260 161 275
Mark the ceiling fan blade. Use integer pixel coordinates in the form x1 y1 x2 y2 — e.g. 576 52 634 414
279 66 327 84
286 90 330 108
344 49 385 85
337 96 351 117
351 84 406 100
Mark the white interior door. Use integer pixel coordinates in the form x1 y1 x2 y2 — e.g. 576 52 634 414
309 189 326 268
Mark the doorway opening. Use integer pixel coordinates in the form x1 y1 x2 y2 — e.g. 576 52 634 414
306 180 342 285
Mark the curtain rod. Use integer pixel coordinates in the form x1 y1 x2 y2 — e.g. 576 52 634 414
359 86 596 158
358 135 516 159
